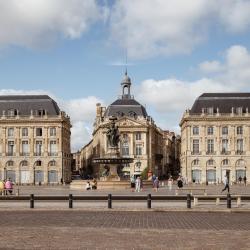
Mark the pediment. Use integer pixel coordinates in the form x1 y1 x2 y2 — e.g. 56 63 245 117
116 117 146 127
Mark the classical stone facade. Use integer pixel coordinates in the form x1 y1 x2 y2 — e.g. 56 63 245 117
80 73 179 179
180 93 250 184
0 95 71 184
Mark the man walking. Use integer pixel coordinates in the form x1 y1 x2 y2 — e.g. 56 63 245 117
221 175 230 193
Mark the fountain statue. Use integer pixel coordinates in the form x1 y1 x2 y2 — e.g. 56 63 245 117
93 117 133 181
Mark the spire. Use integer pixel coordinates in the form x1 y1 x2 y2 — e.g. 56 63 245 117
121 70 132 99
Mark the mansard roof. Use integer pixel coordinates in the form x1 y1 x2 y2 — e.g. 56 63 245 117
0 95 60 115
105 97 148 118
191 93 250 114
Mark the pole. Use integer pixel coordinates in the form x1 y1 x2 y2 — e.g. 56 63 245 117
147 194 151 209
227 193 231 209
30 194 34 209
108 194 112 209
187 194 191 209
69 194 73 209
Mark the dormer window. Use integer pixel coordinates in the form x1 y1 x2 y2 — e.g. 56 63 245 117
37 109 46 116
236 107 243 115
207 107 214 115
8 109 17 117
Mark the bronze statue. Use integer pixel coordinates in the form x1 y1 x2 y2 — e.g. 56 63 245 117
107 118 120 147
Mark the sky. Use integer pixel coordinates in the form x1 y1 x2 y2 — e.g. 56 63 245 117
1 0 250 151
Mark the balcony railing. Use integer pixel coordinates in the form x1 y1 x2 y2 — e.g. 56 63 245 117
34 152 42 157
48 152 58 156
20 153 30 156
236 150 245 155
221 150 231 155
206 151 215 155
191 151 201 155
6 153 15 156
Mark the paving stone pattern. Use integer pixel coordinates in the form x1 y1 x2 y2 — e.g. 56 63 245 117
0 211 250 249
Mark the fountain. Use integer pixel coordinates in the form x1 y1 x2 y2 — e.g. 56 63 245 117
93 117 134 181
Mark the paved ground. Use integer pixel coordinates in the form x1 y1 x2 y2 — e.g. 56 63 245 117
0 211 249 249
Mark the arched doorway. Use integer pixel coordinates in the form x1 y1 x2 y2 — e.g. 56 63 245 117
19 160 30 184
191 159 201 183
206 159 216 184
235 159 246 182
34 160 44 185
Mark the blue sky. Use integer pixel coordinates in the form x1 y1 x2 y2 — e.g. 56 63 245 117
1 0 250 151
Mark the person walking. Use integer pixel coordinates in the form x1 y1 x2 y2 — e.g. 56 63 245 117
153 177 159 192
130 175 135 192
238 176 242 184
243 176 247 186
85 181 91 190
177 176 183 189
5 178 13 195
168 176 173 191
221 175 230 193
135 177 141 192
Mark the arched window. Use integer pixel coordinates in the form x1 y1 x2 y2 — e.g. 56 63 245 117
49 160 56 167
6 160 14 167
192 159 199 166
207 159 215 166
20 160 28 167
35 160 42 167
222 159 229 166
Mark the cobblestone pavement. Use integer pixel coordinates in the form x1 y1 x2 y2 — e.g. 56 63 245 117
0 211 249 249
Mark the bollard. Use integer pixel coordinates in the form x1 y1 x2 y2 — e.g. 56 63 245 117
147 194 152 209
30 194 34 209
187 194 191 209
69 194 73 209
108 194 112 209
227 193 231 209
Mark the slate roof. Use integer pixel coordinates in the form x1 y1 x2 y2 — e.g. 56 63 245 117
0 95 60 115
191 93 250 114
105 98 148 118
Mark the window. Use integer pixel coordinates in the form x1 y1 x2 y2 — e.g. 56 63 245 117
49 141 57 156
36 128 42 136
222 139 228 153
50 127 56 136
37 109 45 116
22 141 29 155
8 128 14 137
135 162 141 172
35 160 42 166
236 107 243 115
135 144 142 155
8 109 17 117
49 160 56 166
222 126 228 135
7 160 14 167
193 126 199 135
237 126 243 135
207 126 213 135
35 141 42 156
208 107 214 115
7 141 14 156
207 139 214 153
208 159 214 165
21 160 28 167
121 142 129 156
193 159 199 166
22 128 28 137
237 139 243 152
135 132 142 140
222 159 229 165
192 139 199 154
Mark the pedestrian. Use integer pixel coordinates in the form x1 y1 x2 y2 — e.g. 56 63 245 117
152 174 156 187
130 175 135 192
243 176 247 186
153 177 159 192
135 177 141 192
92 179 97 190
168 176 173 191
238 176 242 184
0 180 4 195
177 176 183 189
5 178 13 195
85 181 91 190
221 175 230 193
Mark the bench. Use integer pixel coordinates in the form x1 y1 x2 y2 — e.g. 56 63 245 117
1 188 20 196
175 188 206 196
193 195 250 207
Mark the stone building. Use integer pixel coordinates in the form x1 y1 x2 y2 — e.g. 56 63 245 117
80 73 178 179
0 95 71 184
180 93 250 184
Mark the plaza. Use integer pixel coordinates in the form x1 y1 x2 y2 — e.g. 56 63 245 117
0 210 249 249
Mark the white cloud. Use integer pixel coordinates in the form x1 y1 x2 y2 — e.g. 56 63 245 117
137 45 250 132
0 0 103 49
0 89 102 152
109 0 250 59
